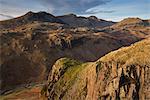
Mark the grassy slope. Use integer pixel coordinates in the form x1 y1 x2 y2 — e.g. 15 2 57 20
100 38 150 66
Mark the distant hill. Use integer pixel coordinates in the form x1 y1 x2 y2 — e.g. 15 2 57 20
112 17 150 28
100 17 150 39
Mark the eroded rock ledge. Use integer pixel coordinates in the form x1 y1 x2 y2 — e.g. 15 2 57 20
42 59 150 100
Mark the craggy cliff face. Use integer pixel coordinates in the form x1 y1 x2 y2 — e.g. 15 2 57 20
43 38 150 100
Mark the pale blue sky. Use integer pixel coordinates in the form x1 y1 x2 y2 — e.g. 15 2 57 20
0 0 150 21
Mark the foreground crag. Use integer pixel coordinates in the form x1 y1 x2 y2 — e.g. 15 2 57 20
44 38 150 100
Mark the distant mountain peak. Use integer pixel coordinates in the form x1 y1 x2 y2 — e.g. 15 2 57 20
60 13 77 17
88 16 98 20
24 11 55 18
0 11 64 28
26 11 34 15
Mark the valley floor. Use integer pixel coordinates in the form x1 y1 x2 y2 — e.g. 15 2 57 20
1 85 43 100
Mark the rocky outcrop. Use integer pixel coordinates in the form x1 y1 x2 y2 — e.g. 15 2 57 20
93 61 150 100
43 38 150 100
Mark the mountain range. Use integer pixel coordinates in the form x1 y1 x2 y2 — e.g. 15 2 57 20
0 11 150 99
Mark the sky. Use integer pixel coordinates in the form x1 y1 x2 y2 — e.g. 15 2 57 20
0 0 150 21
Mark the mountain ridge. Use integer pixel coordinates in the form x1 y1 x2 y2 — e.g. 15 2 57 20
0 11 150 97
0 11 115 29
